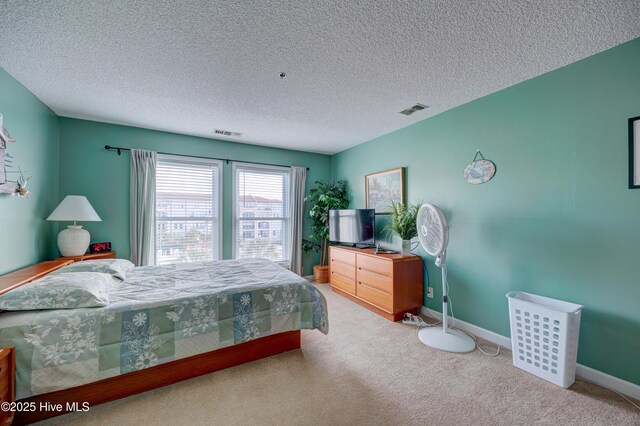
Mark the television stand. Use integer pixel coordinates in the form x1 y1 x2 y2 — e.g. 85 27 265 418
328 246 422 322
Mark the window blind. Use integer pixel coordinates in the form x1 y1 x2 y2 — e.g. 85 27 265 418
156 155 221 265
234 164 290 262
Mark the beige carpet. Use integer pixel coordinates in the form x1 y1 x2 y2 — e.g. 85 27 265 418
40 284 639 425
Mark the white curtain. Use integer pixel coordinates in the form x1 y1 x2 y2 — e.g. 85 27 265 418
130 149 157 266
288 166 307 275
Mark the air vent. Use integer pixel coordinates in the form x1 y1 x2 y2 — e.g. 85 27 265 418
214 129 242 137
399 103 429 116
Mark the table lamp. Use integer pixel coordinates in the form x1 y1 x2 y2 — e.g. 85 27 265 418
46 195 102 256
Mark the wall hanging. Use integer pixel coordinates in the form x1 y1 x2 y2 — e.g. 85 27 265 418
0 113 31 197
629 115 640 189
463 150 496 184
365 167 405 214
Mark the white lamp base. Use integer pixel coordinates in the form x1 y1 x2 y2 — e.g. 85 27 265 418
58 225 90 257
418 327 476 353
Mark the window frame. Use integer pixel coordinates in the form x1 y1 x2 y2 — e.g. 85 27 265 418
231 162 291 264
155 153 223 264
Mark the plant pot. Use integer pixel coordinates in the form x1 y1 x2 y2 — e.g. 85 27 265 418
313 265 329 283
401 240 412 256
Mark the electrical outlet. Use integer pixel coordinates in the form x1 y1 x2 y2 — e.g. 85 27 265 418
427 287 434 299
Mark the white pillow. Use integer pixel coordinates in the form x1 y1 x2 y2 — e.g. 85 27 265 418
52 259 135 281
0 272 115 311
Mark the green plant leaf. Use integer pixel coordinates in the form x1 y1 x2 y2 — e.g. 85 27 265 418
301 180 350 266
383 200 420 240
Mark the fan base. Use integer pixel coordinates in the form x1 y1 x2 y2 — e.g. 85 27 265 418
418 327 476 353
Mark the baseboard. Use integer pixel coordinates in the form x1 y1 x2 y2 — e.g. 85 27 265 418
574 364 640 401
422 307 511 348
420 307 640 400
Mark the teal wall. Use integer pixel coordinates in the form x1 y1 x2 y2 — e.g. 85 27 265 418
331 38 640 385
0 68 59 274
58 118 332 275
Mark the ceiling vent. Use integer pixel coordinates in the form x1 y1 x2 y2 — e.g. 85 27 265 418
214 129 242 137
399 103 429 116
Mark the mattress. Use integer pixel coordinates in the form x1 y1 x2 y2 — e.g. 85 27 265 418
0 258 328 399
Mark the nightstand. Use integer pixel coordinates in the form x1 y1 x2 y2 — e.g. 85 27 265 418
0 347 15 426
56 252 117 262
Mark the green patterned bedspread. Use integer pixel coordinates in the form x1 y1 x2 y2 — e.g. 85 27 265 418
0 258 328 399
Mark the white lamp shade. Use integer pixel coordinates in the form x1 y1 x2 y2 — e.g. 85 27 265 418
47 195 102 222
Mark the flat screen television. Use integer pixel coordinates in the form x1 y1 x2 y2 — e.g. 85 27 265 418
329 209 375 246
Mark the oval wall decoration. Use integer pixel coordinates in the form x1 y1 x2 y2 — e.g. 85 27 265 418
463 150 496 184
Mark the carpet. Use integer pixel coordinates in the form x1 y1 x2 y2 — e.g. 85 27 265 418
40 284 639 425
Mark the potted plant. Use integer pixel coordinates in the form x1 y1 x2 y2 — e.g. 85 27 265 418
385 201 419 256
303 180 349 283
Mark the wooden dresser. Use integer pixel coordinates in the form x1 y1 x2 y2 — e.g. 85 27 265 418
329 246 423 321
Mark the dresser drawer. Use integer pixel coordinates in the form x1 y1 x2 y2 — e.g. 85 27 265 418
357 254 393 277
330 270 356 295
357 268 392 294
357 282 392 312
330 248 356 267
331 261 356 281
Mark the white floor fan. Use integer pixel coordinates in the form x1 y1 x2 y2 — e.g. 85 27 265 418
416 204 475 353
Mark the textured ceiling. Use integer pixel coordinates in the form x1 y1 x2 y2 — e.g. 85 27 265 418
0 1 638 154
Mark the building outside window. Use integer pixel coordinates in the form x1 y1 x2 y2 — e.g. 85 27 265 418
155 154 222 265
233 163 290 263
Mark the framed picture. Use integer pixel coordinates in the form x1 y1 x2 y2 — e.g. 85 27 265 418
365 167 405 214
630 116 640 189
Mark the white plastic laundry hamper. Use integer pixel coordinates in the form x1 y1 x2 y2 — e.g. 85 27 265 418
506 291 583 388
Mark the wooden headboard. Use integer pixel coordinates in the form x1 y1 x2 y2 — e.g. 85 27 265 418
0 260 73 296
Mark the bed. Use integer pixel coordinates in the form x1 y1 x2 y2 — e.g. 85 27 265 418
0 257 328 424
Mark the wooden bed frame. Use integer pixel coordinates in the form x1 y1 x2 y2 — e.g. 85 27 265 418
0 261 303 425
14 331 300 424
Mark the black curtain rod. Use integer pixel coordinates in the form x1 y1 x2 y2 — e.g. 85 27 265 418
104 145 309 171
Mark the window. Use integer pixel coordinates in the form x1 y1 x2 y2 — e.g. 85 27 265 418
233 163 290 263
156 154 222 265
